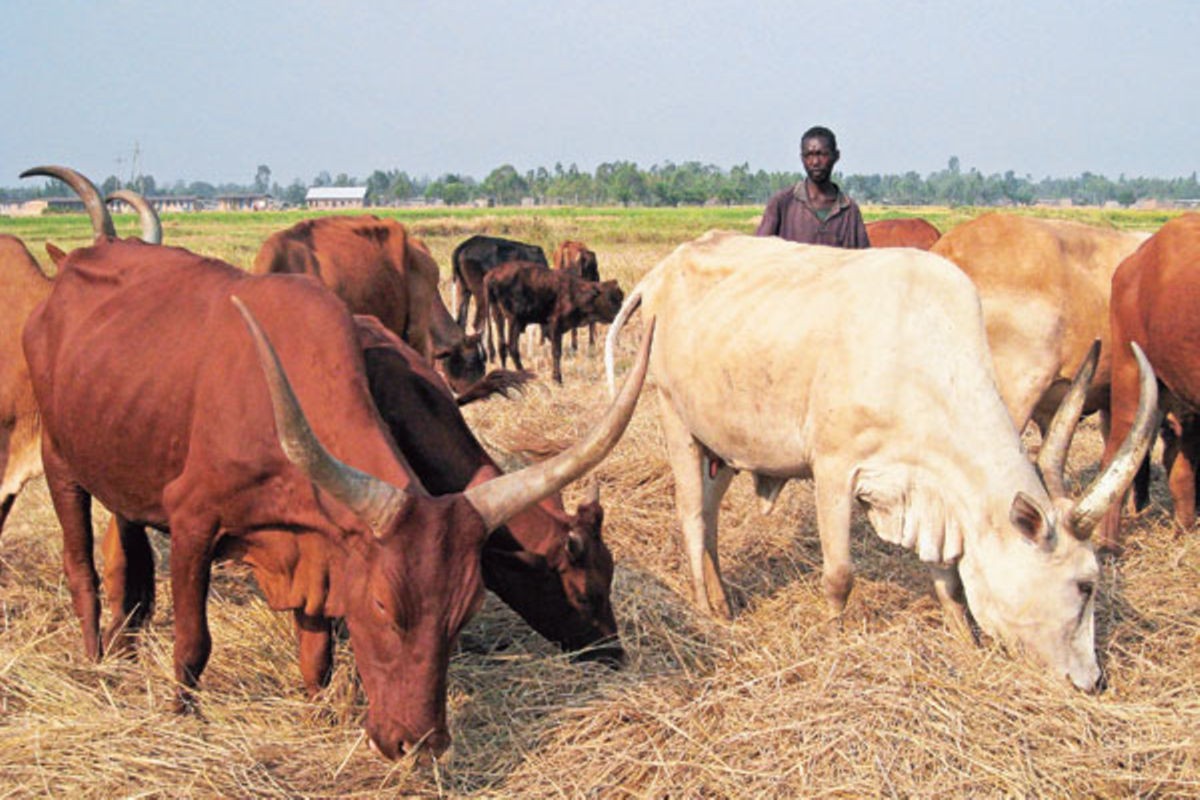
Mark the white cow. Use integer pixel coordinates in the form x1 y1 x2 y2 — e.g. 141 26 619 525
605 231 1158 690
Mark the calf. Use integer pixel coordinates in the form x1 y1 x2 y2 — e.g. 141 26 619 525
452 234 547 335
486 260 624 384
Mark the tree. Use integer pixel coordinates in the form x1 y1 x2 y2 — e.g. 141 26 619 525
254 164 272 194
482 164 528 205
100 175 122 195
282 179 307 207
366 170 392 204
313 171 332 187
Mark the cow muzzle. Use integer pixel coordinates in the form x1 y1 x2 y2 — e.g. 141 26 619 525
366 725 452 762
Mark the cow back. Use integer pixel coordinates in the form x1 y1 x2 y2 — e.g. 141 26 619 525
25 238 410 527
866 218 941 250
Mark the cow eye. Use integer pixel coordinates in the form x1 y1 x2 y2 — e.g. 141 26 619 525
1077 581 1095 599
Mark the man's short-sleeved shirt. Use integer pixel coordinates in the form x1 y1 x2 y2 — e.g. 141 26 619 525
755 182 870 248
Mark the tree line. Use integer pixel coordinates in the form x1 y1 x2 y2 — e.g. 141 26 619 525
5 158 1199 208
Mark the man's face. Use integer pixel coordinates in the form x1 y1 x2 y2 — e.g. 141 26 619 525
801 137 839 183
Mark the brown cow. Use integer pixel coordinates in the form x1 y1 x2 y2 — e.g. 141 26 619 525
102 313 625 665
452 234 548 336
1 170 162 535
0 235 51 532
1101 214 1200 549
554 240 603 350
23 175 653 759
486 261 625 384
253 215 489 391
866 217 941 250
931 214 1149 434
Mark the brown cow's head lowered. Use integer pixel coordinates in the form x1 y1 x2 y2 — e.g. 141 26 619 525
482 482 623 665
233 297 653 758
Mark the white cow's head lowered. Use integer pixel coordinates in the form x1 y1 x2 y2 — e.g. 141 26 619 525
958 342 1158 691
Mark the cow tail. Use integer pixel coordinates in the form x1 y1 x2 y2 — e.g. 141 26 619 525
604 290 644 398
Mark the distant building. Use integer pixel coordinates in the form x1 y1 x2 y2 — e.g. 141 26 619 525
216 193 271 211
306 186 367 209
108 195 201 213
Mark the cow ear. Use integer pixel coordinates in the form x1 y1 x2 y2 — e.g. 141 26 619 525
1010 491 1052 548
45 242 67 266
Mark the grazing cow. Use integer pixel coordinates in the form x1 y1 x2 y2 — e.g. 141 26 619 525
865 217 941 250
487 260 624 384
252 216 499 397
452 234 548 335
252 215 439 362
23 174 653 758
1102 214 1200 549
931 214 1149 435
605 231 1158 690
554 240 603 350
0 169 161 536
102 313 625 665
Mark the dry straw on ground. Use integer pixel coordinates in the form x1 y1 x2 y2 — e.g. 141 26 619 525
1 220 1198 798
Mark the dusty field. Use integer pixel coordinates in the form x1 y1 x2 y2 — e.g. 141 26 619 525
1 208 1197 798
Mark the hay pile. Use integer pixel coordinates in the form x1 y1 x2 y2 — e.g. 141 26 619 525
1 233 1198 798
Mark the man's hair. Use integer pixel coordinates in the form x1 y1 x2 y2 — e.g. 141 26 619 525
801 126 838 152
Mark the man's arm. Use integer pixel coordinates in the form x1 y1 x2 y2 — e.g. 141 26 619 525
755 192 782 237
847 203 870 248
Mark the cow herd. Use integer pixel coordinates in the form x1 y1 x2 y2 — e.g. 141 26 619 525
1 165 1198 761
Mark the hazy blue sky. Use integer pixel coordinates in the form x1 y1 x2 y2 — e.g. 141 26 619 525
3 0 1197 188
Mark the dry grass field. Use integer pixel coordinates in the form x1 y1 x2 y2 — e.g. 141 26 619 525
1 206 1197 798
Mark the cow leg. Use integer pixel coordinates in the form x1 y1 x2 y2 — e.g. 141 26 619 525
294 610 334 698
551 327 565 384
100 516 157 656
507 321 526 373
657 391 733 619
168 528 216 713
1163 413 1199 530
812 462 854 617
588 322 597 351
569 325 578 353
0 493 15 535
43 443 102 660
928 563 975 644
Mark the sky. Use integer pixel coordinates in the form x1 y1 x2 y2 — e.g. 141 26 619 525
2 0 1197 189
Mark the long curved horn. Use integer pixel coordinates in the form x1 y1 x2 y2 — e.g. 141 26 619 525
604 292 643 396
1037 340 1100 499
106 189 162 244
466 317 655 533
1070 343 1160 537
231 296 410 535
20 166 115 238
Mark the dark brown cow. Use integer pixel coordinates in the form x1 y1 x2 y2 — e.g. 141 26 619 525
486 260 624 384
1101 214 1200 549
102 313 624 665
554 240 603 350
865 217 941 250
452 234 548 336
23 176 653 759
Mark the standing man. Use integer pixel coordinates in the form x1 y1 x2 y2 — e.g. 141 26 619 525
755 126 869 248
